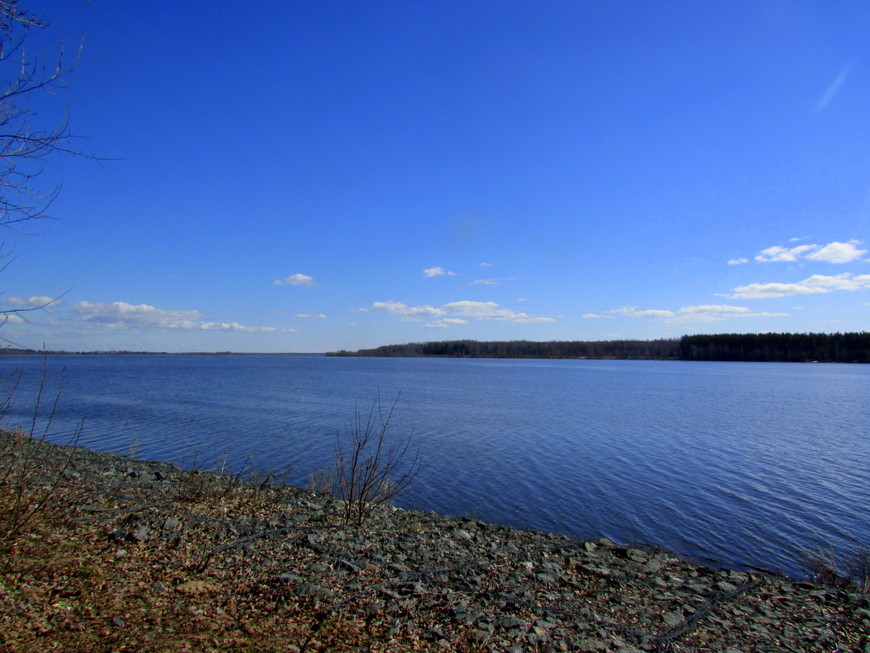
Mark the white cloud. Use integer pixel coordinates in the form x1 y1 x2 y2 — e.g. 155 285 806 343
755 244 818 262
442 300 554 323
634 309 676 318
581 313 613 319
468 277 515 286
678 304 750 315
370 301 446 320
72 301 276 332
1 314 25 324
423 266 458 278
804 240 867 263
364 299 554 324
727 282 827 299
480 262 494 267
200 322 277 332
727 273 870 299
589 304 788 323
670 304 787 323
6 296 56 307
273 273 317 286
295 313 327 319
727 258 749 266
605 306 635 316
425 318 468 329
753 240 865 264
604 306 675 318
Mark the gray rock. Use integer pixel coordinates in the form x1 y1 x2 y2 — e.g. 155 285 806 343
131 524 150 541
662 611 683 626
499 616 526 630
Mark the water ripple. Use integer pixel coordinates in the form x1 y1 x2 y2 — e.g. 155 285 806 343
2 355 868 578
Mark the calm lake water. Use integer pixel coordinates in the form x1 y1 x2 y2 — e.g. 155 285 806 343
2 354 868 578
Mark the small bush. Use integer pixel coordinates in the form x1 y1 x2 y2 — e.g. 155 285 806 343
0 360 81 544
174 453 281 503
334 392 419 527
306 466 335 496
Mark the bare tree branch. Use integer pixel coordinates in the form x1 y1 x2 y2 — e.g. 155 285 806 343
0 1 99 233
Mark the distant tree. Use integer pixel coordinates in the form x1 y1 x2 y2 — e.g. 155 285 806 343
679 332 870 364
332 338 683 360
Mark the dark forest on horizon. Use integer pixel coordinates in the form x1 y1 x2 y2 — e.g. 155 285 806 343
328 332 870 363
3 332 868 362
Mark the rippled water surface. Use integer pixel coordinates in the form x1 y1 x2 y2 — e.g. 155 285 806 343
3 354 868 577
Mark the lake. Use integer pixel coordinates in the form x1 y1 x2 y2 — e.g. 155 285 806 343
2 354 868 578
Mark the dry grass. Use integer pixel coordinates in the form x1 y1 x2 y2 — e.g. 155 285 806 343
804 546 870 593
0 456 438 652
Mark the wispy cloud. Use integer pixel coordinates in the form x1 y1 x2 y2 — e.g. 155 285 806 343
584 304 788 323
755 244 818 262
815 66 851 113
468 277 513 286
604 306 675 318
365 299 554 325
669 305 788 323
726 273 870 299
423 266 458 278
72 301 276 332
273 273 317 286
753 240 866 264
295 313 326 319
370 301 446 320
425 318 468 329
727 258 749 266
6 296 57 307
442 301 554 323
480 262 494 268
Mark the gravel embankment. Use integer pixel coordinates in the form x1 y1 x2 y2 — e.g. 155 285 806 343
1 435 867 651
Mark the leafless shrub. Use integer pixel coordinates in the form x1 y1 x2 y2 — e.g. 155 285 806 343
804 545 870 593
307 466 335 496
0 356 81 544
334 392 420 527
174 452 286 505
175 452 248 502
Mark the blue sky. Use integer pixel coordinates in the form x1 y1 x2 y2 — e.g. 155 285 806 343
2 1 869 352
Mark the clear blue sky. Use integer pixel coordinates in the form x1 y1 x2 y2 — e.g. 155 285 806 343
3 1 869 352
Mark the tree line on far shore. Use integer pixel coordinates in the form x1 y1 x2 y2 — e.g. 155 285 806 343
328 332 870 363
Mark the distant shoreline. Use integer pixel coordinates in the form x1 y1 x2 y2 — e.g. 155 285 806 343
0 349 325 357
328 332 870 364
3 331 869 363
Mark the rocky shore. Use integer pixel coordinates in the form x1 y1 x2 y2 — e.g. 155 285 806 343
1 435 867 652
